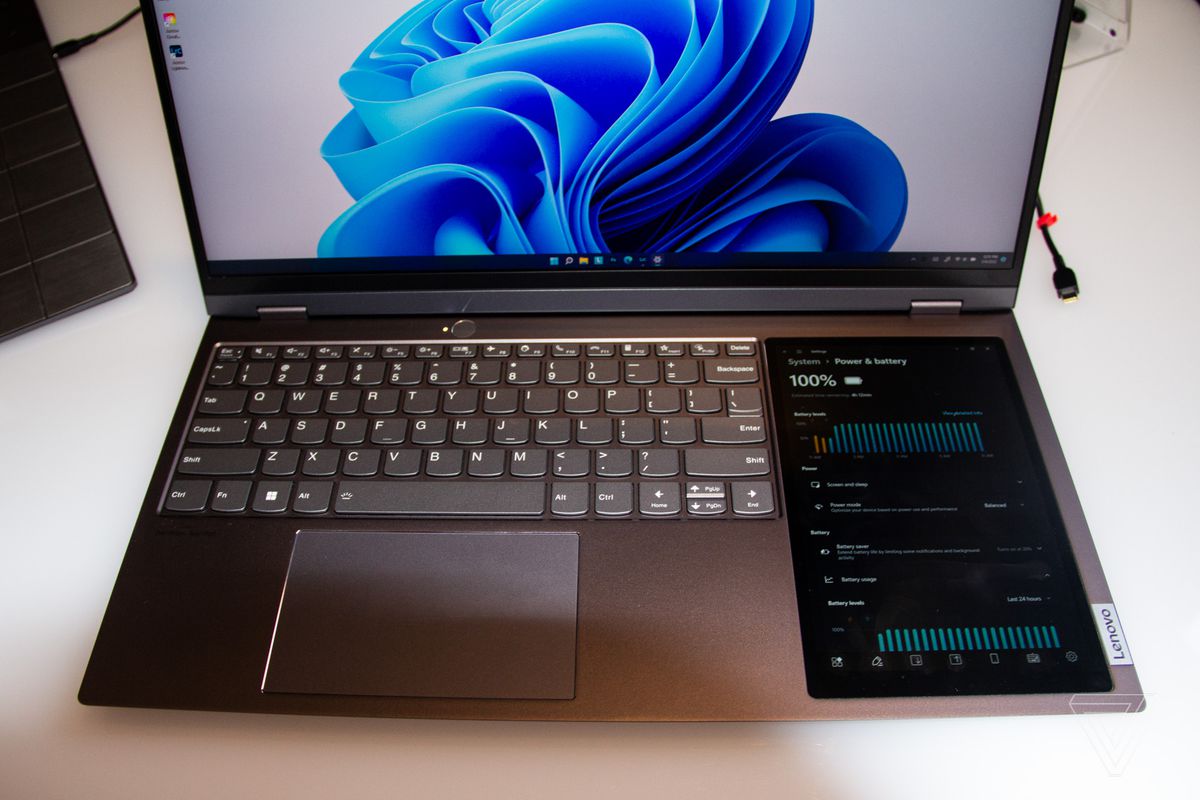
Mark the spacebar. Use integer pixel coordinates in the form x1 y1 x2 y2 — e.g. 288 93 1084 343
334 481 545 516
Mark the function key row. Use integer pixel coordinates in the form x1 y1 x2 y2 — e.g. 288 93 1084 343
215 341 756 362
208 357 758 388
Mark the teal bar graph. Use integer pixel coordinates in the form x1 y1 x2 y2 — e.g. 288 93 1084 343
824 422 984 454
876 624 1062 653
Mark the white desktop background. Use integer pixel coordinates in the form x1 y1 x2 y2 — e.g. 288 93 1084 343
156 0 1060 260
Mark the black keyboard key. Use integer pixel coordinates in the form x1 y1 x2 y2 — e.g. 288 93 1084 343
467 449 505 477
659 417 696 445
347 345 376 359
595 483 633 516
545 360 580 385
363 389 400 415
515 343 545 357
370 418 407 445
732 482 774 516
618 418 654 445
534 418 571 445
726 387 763 416
351 362 385 386
584 360 619 384
552 344 580 357
656 343 685 357
342 449 380 477
510 449 547 478
663 359 699 384
640 483 681 516
552 449 589 478
414 345 443 358
177 448 260 476
334 481 544 516
603 388 638 414
302 449 339 477
703 359 758 384
727 342 757 356
480 344 509 358
293 482 332 514
239 362 273 386
286 388 321 415
690 343 720 357
211 480 251 513
216 346 243 361
621 343 651 357
164 480 211 512
252 481 292 513
448 345 476 358
466 360 502 385
595 448 633 477
687 497 727 516
207 362 237 386
493 418 530 445
384 449 421 477
402 389 438 414
563 388 599 414
623 360 658 384
315 346 343 359
325 389 360 415
252 418 288 445
381 345 408 359
639 449 680 477
426 361 462 385
313 362 347 385
248 389 285 415
523 388 558 415
389 361 423 385
551 482 589 516
331 418 368 445
274 362 311 386
505 360 539 385
443 388 479 415
576 418 612 445
188 418 250 445
586 344 614 357
262 448 300 476
480 391 518 417
282 346 309 359
701 417 767 444
291 418 328 445
685 387 722 414
411 418 448 445
249 346 277 360
451 418 488 445
426 449 463 477
645 388 681 414
198 390 246 415
684 448 770 477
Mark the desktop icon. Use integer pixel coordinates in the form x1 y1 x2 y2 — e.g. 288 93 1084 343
163 12 177 26
579 257 590 265
623 255 634 265
169 45 183 59
593 256 604 266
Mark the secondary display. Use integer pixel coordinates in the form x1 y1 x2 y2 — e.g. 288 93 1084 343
767 338 1112 697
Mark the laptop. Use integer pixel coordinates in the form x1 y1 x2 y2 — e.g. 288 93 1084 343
79 0 1143 720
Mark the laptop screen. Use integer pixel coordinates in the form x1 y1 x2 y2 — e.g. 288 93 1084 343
148 0 1063 278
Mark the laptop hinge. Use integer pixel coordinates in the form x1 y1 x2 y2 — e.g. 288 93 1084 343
909 300 963 315
256 305 308 320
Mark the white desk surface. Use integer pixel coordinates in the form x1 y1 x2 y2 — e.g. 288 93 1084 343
2 2 1198 797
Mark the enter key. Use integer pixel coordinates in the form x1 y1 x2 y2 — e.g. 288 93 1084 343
701 417 767 444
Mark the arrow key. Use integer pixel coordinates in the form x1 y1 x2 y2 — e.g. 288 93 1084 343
639 483 681 516
732 482 775 516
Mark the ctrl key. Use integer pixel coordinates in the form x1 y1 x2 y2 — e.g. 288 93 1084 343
164 480 212 512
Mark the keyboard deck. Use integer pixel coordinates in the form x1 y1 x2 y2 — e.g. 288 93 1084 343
163 340 777 519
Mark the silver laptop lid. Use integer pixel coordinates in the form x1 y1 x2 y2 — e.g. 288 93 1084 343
140 0 1071 315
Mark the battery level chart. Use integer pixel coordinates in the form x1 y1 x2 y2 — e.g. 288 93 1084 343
811 422 985 454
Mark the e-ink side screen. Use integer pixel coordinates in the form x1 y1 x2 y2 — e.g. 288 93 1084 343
766 339 1111 698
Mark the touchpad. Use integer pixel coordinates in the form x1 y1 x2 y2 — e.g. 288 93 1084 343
262 531 579 700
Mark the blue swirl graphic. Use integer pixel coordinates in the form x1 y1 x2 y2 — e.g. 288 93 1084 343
319 0 906 258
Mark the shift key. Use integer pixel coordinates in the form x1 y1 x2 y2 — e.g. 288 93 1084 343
188 418 250 445
685 448 770 477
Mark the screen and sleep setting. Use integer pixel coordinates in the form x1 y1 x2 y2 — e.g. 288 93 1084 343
766 339 1112 698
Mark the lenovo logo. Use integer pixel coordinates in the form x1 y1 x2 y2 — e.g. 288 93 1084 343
1091 603 1135 666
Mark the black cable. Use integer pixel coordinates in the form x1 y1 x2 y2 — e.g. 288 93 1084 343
51 7 140 59
1034 194 1080 303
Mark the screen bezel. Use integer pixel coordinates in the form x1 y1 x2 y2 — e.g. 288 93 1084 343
137 0 1076 314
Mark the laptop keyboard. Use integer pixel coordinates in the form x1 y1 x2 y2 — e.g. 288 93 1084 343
163 340 777 520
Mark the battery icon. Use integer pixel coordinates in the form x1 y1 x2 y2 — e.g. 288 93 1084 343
844 376 863 386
